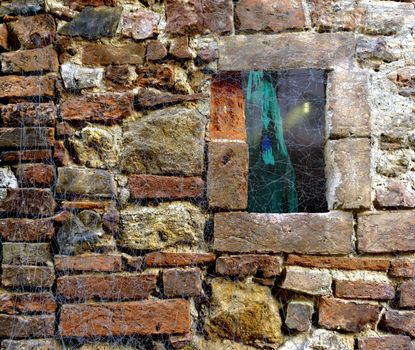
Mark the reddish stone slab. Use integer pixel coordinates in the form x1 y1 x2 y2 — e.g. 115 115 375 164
15 164 54 188
55 254 122 273
129 175 204 200
203 0 233 34
1 46 59 73
0 150 52 163
1 102 56 127
390 259 415 278
381 310 415 337
216 255 282 277
144 252 216 267
163 268 202 297
165 0 204 35
358 336 412 350
0 188 56 216
0 314 54 338
0 74 55 98
59 299 191 337
0 291 56 315
82 43 145 66
0 127 55 148
400 281 415 308
335 280 395 300
0 218 54 242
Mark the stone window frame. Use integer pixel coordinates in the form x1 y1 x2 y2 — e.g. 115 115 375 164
207 32 372 214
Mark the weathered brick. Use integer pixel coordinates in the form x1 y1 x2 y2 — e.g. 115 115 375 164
381 310 415 337
2 265 55 288
219 33 356 71
285 301 314 332
209 77 246 141
136 64 175 89
1 102 56 127
400 281 415 308
0 188 56 216
59 300 191 337
129 175 204 200
163 268 202 297
144 252 216 267
15 164 54 187
0 314 54 338
335 280 395 300
235 0 305 32
7 14 56 49
203 0 233 34
82 43 145 66
0 150 52 163
207 141 248 210
390 259 415 278
0 218 54 242
358 335 412 350
0 23 8 50
53 141 70 167
55 254 122 273
170 36 192 59
56 167 116 198
327 71 370 138
0 127 55 148
136 90 206 108
121 10 159 40
1 339 60 350
319 298 381 332
282 266 332 296
0 291 56 314
376 180 415 208
357 211 415 253
0 75 55 98
146 40 168 61
2 243 51 265
61 201 107 210
1 46 58 73
287 254 390 272
216 255 282 278
57 273 157 301
60 94 133 123
213 211 353 254
166 0 204 35
326 139 371 209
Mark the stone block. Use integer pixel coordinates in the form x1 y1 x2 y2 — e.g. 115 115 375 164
282 266 332 296
2 243 51 265
319 297 381 332
0 75 55 98
285 301 314 332
358 336 412 350
381 310 415 337
203 0 233 34
0 127 55 148
0 314 54 338
170 36 192 59
163 268 202 297
2 265 55 288
1 46 58 73
0 188 56 216
213 211 353 254
82 42 145 65
219 33 356 71
207 141 248 210
0 24 8 50
55 254 122 272
390 259 415 278
376 180 415 208
57 273 157 301
1 339 60 350
144 252 216 267
1 102 56 127
327 71 370 138
0 218 54 242
0 150 52 163
121 10 159 40
400 281 415 308
165 0 204 35
67 0 116 10
216 255 283 278
59 300 191 337
0 291 56 314
15 164 54 187
60 62 104 90
146 40 168 61
357 211 415 253
326 138 371 209
334 280 395 300
0 0 44 16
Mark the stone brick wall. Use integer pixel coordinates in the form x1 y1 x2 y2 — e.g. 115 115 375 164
0 0 414 349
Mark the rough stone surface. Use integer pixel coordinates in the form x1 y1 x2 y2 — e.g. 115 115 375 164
121 10 159 40
205 279 283 345
376 180 415 208
66 0 116 10
144 252 216 267
0 290 56 315
203 0 233 34
279 329 354 350
146 40 168 61
0 150 52 163
0 314 54 338
358 335 412 350
121 107 206 176
0 189 56 216
129 175 204 200
55 254 122 272
0 339 60 350
335 280 395 300
163 268 202 297
1 46 58 73
319 298 381 332
2 265 55 288
390 259 415 278
214 211 353 254
165 0 204 35
0 127 55 148
120 202 205 250
357 211 415 253
1 102 56 127
0 218 54 242
15 164 54 187
0 0 44 16
0 75 55 98
216 255 282 278
0 24 8 50
381 310 415 337
2 243 51 265
207 141 248 210
400 281 415 308
82 43 145 66
136 89 206 108
61 62 104 90
235 0 305 32
285 301 314 332
59 300 190 337
282 266 332 296
170 36 192 59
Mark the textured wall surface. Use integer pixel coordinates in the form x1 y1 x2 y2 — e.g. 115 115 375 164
0 0 414 349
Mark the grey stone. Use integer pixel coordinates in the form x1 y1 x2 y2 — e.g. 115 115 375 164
120 202 205 251
279 329 354 350
285 301 314 332
2 243 51 265
0 167 17 200
59 6 122 40
60 62 104 90
282 266 332 296
0 0 43 17
121 107 206 176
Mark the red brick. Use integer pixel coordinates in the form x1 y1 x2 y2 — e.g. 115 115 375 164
57 273 157 301
15 164 54 188
129 175 204 200
0 218 54 242
400 281 415 308
287 254 390 271
166 0 204 35
0 150 52 163
0 291 56 315
319 297 381 332
0 127 55 148
235 0 305 32
358 336 412 350
335 280 395 300
0 314 54 338
2 265 55 288
216 255 282 277
1 46 59 73
55 254 122 273
163 268 202 297
390 259 415 278
60 94 133 124
0 75 56 98
1 102 56 127
59 300 191 337
0 188 56 216
144 252 216 267
209 77 246 141
381 310 415 337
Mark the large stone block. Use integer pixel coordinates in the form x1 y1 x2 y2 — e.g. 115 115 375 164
357 211 415 253
0 218 54 242
121 10 160 40
0 75 55 98
0 314 54 338
2 243 51 265
15 164 54 187
281 266 332 296
213 211 353 254
82 43 145 65
0 189 56 216
381 310 415 337
203 0 233 34
334 280 395 301
207 141 248 210
120 202 205 250
1 46 58 73
121 107 206 176
0 127 55 148
59 300 190 337
60 62 103 90
2 265 55 288
165 0 204 35
326 139 371 210
219 33 356 71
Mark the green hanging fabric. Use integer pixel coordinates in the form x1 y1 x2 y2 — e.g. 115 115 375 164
245 71 298 213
